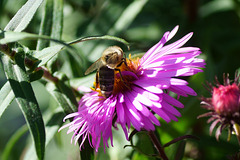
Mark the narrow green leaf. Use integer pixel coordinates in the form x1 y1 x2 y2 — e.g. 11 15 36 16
174 141 186 160
36 0 63 72
24 109 64 160
47 0 64 72
54 72 78 111
1 54 45 160
56 81 78 112
37 0 63 50
34 45 81 69
0 31 74 68
50 0 63 45
68 35 130 49
80 0 147 61
4 0 44 32
1 125 28 160
108 0 148 35
29 69 44 82
46 82 77 114
34 34 127 68
45 109 65 144
61 52 86 77
34 44 64 67
0 82 14 118
37 0 54 51
0 31 68 46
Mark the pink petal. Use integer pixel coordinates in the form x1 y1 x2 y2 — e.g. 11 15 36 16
116 101 125 123
159 32 193 56
163 93 184 108
167 25 179 40
134 80 163 94
132 86 161 101
130 88 153 107
151 105 171 122
162 101 181 117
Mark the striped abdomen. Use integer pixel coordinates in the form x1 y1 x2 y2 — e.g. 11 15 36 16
98 66 115 98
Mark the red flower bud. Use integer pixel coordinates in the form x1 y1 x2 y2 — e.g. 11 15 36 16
199 73 240 141
212 83 240 116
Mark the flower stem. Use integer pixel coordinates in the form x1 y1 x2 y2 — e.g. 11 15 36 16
39 67 59 83
148 131 168 160
233 123 240 146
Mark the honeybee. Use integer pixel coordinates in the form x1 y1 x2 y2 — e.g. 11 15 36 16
85 46 126 98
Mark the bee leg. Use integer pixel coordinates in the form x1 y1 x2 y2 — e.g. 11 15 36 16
115 59 129 71
118 58 131 71
123 58 131 70
115 68 131 91
123 58 127 65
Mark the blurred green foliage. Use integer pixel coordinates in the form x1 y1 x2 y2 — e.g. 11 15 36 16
0 0 240 159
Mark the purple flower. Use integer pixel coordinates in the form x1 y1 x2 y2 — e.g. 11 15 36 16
59 26 205 152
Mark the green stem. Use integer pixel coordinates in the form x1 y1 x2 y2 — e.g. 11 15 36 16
148 131 168 160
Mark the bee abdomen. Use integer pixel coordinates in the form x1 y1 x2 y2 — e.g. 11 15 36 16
99 66 115 98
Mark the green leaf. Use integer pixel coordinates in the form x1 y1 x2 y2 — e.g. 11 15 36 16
4 0 44 32
46 82 77 114
37 0 63 50
0 31 68 46
0 82 14 118
29 69 44 82
0 70 43 119
34 34 128 69
1 54 45 160
24 109 65 160
47 0 64 72
68 35 130 49
174 141 186 160
0 31 73 68
1 125 28 160
35 35 128 68
108 0 148 35
199 0 234 18
61 52 87 77
36 0 54 51
34 44 64 67
45 109 65 145
78 0 147 62
50 0 63 45
36 0 63 72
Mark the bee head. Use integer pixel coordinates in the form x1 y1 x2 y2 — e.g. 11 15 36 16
102 46 124 69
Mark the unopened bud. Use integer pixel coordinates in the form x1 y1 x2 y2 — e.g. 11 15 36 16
212 83 240 116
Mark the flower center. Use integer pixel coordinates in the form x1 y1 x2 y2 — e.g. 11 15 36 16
113 56 140 94
212 83 240 115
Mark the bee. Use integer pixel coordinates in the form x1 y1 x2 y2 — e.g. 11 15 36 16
85 46 126 98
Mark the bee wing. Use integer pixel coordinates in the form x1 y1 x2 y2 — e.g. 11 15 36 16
85 58 103 75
